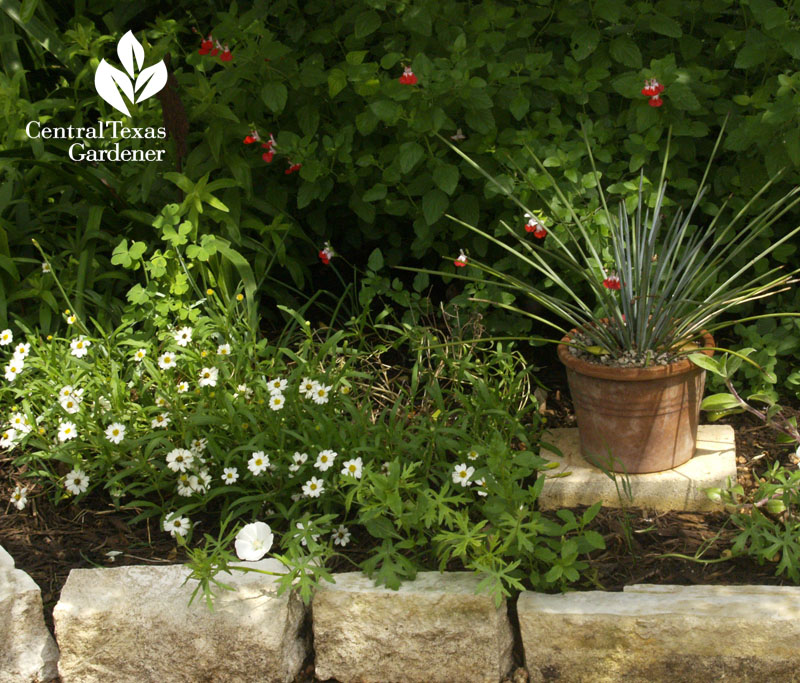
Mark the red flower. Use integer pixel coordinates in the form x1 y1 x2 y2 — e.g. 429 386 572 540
399 66 418 85
533 226 547 239
220 47 233 62
454 250 468 267
648 96 663 108
641 78 665 97
319 242 335 264
523 214 547 239
262 150 274 163
603 274 621 290
210 47 220 57
243 130 260 145
285 162 302 175
198 36 214 55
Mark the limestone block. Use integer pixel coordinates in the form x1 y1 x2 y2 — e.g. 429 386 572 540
313 571 514 683
53 559 308 683
518 584 800 682
0 544 14 568
538 424 736 512
0 563 60 682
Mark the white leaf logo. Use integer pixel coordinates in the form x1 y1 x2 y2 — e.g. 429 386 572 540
94 30 167 116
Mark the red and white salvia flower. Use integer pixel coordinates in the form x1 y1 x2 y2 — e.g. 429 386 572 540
398 66 418 85
220 45 233 62
603 272 621 290
262 134 277 163
454 249 468 267
523 213 547 239
198 34 214 55
641 78 665 107
319 241 335 265
198 34 233 62
285 162 302 174
243 130 260 145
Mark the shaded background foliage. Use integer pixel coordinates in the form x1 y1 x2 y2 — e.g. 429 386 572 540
1 0 799 395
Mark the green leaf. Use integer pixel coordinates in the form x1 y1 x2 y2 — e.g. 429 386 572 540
346 50 369 65
19 0 38 22
700 393 743 411
609 36 642 68
363 183 387 202
261 82 288 114
413 271 429 292
688 353 725 377
367 248 384 271
433 163 459 195
593 0 624 22
296 106 320 137
380 52 403 69
422 189 448 225
398 142 425 173
354 10 381 38
509 92 529 121
648 13 682 37
667 82 700 110
370 99 400 123
570 27 600 61
328 68 347 98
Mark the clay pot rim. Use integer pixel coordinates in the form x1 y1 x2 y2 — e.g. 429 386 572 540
557 321 715 381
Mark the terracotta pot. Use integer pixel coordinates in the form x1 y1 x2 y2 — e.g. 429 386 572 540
556 324 715 474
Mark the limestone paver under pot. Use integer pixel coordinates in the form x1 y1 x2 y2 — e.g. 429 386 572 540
538 424 736 511
0 544 60 683
53 558 308 683
518 584 800 682
312 571 514 683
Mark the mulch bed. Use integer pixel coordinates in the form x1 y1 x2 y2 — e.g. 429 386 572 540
2 349 799 683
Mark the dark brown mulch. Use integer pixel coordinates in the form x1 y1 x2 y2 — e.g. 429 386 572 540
2 356 800 683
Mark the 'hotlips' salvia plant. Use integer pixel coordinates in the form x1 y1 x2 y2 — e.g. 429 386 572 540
426 117 800 364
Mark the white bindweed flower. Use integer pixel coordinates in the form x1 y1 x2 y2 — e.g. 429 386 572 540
311 383 331 405
0 329 12 345
198 367 218 387
163 513 191 538
58 421 78 442
332 524 351 546
174 326 193 347
267 378 287 394
315 449 337 472
235 521 274 561
248 451 269 475
222 467 239 485
70 337 90 358
289 451 308 472
64 468 89 495
105 422 126 444
302 476 324 498
151 413 170 429
0 428 17 449
341 457 363 479
158 352 177 370
133 348 147 362
166 448 194 472
299 377 316 397
60 395 81 414
452 463 474 487
269 393 285 411
177 381 189 393
12 343 30 360
10 485 27 510
217 343 231 356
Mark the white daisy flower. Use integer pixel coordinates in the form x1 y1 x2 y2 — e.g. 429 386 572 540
12 342 30 360
9 412 29 431
311 383 331 405
217 343 231 356
222 467 239 485
0 329 12 345
97 396 112 412
452 463 475 487
66 315 76 325
42 262 51 274
155 396 168 408
158 352 177 370
133 348 147 362
302 476 324 498
190 437 208 456
233 383 253 399
289 452 308 472
59 385 74 399
341 457 363 479
332 524 351 546
163 513 191 538
315 449 337 471
268 378 288 394
5 358 23 381
60 395 81 414
248 451 269 475
474 477 488 497
57 421 78 442
105 422 126 444
235 521 273 561
177 381 189 393
151 413 170 429
467 449 479 461
174 326 193 347
295 521 320 547
269 393 285 411
198 367 218 387
0 428 18 448
176 473 197 497
64 468 89 495
166 448 194 472
10 485 27 510
70 337 90 358
299 377 316 397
